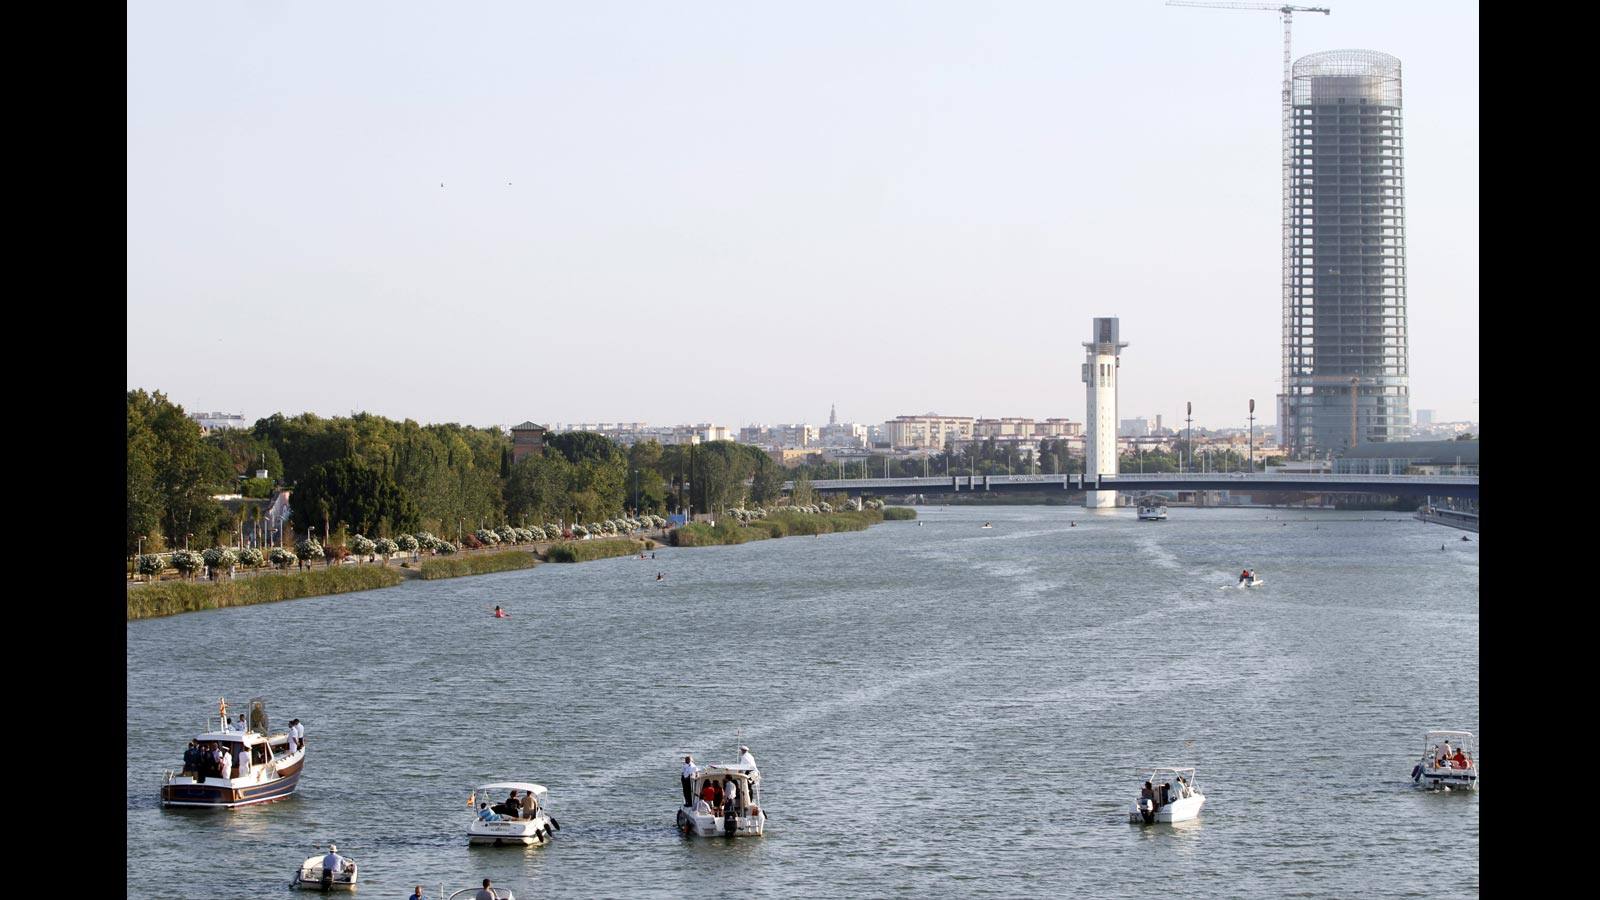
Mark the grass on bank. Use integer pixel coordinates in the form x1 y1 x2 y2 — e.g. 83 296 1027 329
127 566 405 620
672 508 886 546
881 506 918 521
546 538 653 563
418 550 539 580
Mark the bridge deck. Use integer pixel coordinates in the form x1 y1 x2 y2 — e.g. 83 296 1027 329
781 473 1478 498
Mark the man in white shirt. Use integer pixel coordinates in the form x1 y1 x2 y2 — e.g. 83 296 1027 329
681 756 698 807
218 748 232 781
738 746 757 772
321 845 349 887
290 719 305 752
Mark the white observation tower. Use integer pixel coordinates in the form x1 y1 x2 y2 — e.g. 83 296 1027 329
1082 317 1127 509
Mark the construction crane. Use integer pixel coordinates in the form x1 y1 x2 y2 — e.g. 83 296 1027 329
1168 2 1330 457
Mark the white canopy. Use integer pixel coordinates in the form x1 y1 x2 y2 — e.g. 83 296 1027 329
474 782 548 799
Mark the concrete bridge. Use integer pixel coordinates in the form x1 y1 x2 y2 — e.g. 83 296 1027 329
783 472 1479 500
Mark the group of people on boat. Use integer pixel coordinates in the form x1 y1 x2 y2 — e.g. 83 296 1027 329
1431 740 1472 769
1237 569 1256 584
1139 775 1194 810
679 747 761 818
184 739 252 781
476 789 541 822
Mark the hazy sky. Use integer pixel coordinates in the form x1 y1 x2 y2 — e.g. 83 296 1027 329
127 1 1479 430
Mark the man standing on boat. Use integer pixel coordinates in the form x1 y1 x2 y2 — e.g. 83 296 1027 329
681 755 698 807
738 746 757 773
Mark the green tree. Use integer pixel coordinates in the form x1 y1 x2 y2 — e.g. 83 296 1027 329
291 459 420 537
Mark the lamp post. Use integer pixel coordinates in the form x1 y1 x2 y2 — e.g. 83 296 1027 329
1185 402 1193 474
1248 399 1256 474
185 533 192 551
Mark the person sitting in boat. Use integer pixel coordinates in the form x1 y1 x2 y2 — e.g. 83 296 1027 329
1453 748 1470 769
1436 740 1453 766
477 802 502 822
491 790 521 817
722 777 739 814
700 780 719 809
693 796 713 816
320 844 349 888
519 789 539 819
1175 775 1191 799
1238 569 1252 584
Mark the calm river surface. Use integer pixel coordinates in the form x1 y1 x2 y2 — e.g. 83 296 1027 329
127 506 1480 898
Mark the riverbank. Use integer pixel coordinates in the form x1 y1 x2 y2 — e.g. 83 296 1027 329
418 550 540 579
547 537 654 562
126 566 406 620
126 514 898 621
672 508 900 546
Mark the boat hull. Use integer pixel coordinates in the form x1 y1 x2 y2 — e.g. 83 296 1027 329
468 814 555 846
1416 765 1478 791
1129 795 1205 824
160 756 303 808
677 806 765 837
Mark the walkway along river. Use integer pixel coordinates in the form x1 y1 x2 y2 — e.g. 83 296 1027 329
125 505 1479 897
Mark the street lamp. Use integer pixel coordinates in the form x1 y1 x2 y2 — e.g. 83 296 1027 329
185 533 192 550
1248 399 1256 474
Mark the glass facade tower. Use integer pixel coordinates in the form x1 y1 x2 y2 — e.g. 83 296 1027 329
1280 50 1410 457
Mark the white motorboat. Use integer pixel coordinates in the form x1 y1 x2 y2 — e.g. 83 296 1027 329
160 698 304 808
676 763 766 837
1136 498 1168 521
1411 730 1478 791
290 849 357 891
467 782 559 846
446 889 514 900
981 522 993 529
1129 767 1206 824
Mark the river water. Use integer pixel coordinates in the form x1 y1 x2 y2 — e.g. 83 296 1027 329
126 505 1480 898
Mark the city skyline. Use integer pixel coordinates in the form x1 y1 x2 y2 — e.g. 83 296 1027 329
127 1 1478 430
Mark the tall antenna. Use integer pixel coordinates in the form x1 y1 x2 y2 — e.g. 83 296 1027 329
1166 2 1331 457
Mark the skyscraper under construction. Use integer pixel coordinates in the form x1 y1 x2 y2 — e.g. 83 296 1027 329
1280 49 1410 457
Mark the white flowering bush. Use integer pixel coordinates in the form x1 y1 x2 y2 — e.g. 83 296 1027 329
475 528 500 546
296 539 324 561
397 534 419 553
819 502 833 512
375 538 397 558
572 524 589 538
351 535 377 558
413 532 437 552
238 547 265 568
269 547 297 569
525 527 545 541
137 554 166 577
496 526 517 544
171 550 205 578
435 540 458 555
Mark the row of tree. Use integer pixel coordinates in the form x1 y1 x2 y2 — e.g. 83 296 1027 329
127 390 795 555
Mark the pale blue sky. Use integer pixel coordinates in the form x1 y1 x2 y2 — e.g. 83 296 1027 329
127 1 1479 430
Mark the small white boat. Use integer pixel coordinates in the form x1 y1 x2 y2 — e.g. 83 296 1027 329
290 849 357 891
677 763 766 837
1411 730 1478 791
1136 499 1168 521
160 698 304 808
1129 767 1206 824
981 523 993 529
446 889 514 900
467 782 559 846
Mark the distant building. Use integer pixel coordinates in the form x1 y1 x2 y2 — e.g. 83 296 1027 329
883 413 975 450
1118 418 1150 438
1415 409 1434 426
510 421 547 463
1336 439 1478 475
190 412 248 433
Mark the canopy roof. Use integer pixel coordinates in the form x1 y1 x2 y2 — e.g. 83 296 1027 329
475 782 548 797
1425 730 1474 742
694 763 758 779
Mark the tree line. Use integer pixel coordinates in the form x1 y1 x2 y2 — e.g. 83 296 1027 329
127 390 790 554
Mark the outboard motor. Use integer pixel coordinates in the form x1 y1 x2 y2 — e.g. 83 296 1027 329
723 812 739 836
1410 764 1423 783
1138 798 1155 825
